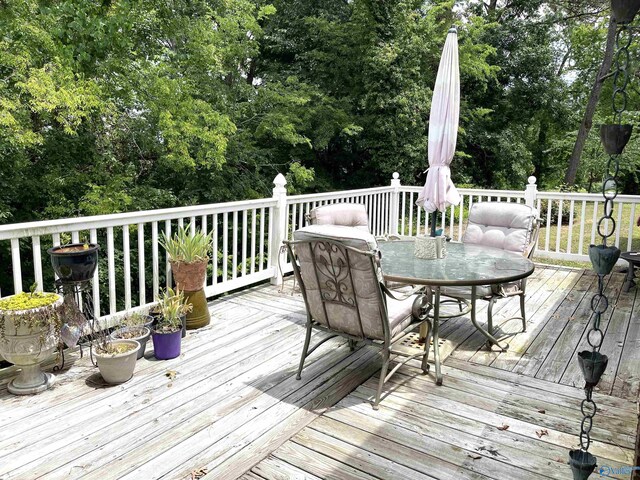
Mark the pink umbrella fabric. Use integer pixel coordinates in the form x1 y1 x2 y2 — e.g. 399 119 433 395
417 27 461 214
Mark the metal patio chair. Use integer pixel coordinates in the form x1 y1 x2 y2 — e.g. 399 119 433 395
441 202 540 347
284 225 430 409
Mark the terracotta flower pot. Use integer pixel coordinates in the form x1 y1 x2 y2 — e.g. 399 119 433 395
170 259 207 292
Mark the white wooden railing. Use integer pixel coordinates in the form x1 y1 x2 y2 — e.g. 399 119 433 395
0 173 638 324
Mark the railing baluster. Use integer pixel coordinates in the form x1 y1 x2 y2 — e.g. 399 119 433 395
401 192 406 235
578 200 587 255
223 213 229 281
449 204 454 238
298 202 304 231
628 203 636 251
291 203 297 237
615 202 622 247
178 217 184 229
260 207 266 271
123 225 131 310
567 200 575 254
212 213 218 285
242 209 248 276
107 226 116 315
71 231 79 244
32 236 43 292
590 201 598 246
267 206 273 269
201 215 207 236
555 200 563 253
416 198 421 236
152 222 159 298
458 195 464 240
165 220 172 288
90 229 100 319
10 238 22 294
544 199 552 251
138 223 145 306
232 210 238 279
409 192 414 236
190 217 196 236
250 209 257 275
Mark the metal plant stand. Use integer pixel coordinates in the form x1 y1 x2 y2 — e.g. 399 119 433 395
53 280 98 369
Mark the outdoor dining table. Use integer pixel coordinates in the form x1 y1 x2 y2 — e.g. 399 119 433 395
378 240 535 385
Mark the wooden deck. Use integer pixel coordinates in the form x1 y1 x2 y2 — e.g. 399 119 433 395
0 264 638 479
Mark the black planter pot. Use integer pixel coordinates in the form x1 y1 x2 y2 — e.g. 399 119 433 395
588 244 621 276
578 350 609 387
569 450 597 480
611 0 640 24
48 243 100 283
600 124 633 155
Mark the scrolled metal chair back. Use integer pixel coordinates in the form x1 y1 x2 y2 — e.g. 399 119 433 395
286 237 389 342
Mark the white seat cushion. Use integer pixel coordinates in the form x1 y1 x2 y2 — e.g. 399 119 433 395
309 204 370 232
463 202 536 255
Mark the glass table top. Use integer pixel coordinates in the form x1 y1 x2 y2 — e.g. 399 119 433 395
378 240 535 286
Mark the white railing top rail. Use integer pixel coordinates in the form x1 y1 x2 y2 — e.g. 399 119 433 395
536 191 640 202
0 197 277 241
287 186 393 203
400 185 526 197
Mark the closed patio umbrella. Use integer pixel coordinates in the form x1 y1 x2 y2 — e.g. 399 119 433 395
416 26 461 236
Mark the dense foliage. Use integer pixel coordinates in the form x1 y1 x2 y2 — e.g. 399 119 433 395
0 0 638 224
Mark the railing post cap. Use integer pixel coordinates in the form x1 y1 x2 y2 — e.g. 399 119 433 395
392 172 399 180
527 176 537 185
273 173 287 188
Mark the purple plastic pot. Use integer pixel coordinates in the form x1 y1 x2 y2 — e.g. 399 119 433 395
152 329 182 360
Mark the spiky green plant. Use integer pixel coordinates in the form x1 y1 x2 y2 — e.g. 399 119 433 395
159 224 213 263
155 287 192 333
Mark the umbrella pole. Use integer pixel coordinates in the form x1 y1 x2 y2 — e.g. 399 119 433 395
430 210 438 237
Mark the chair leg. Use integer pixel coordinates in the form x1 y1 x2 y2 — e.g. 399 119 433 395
348 339 356 351
520 293 527 332
296 322 313 380
373 348 390 410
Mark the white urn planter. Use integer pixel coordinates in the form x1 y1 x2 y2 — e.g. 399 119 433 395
0 293 64 395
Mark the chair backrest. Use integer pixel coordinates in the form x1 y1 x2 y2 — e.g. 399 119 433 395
307 204 370 232
287 225 389 341
462 202 539 258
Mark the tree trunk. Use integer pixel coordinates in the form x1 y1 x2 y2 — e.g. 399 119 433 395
564 15 617 186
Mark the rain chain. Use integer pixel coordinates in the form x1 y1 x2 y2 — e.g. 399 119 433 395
569 3 638 478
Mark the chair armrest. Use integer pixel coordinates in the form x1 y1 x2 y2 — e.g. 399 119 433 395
381 283 426 301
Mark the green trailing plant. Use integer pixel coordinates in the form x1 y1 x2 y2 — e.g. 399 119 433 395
155 287 192 333
159 224 213 264
0 284 83 348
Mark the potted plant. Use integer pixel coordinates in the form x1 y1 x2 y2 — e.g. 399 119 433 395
48 241 100 283
93 324 140 384
110 313 152 360
152 288 192 360
160 224 212 329
0 286 64 394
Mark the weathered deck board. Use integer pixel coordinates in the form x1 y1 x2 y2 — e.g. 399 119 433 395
254 361 635 480
0 264 637 480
